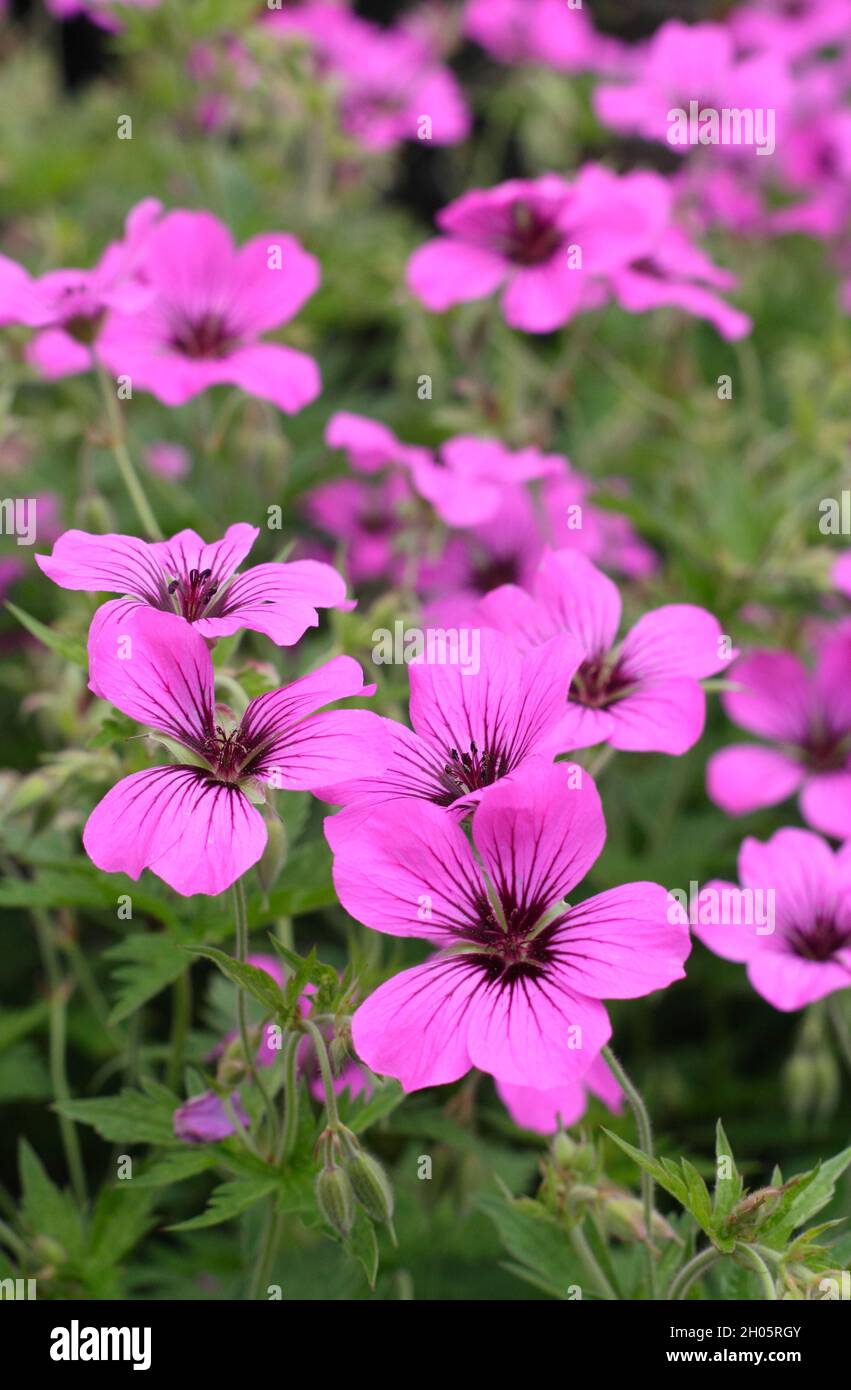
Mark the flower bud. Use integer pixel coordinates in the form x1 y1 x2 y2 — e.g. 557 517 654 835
315 1164 355 1238
345 1150 395 1225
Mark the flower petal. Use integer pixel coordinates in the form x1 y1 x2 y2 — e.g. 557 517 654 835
551 882 691 998
706 745 804 815
35 529 167 605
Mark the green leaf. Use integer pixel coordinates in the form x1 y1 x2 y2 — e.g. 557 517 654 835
167 1176 278 1231
131 1149 218 1189
104 934 189 1023
343 1207 379 1289
479 1194 582 1300
5 601 87 667
186 945 288 1016
0 1001 49 1051
18 1139 84 1256
603 1130 688 1207
88 1186 157 1267
759 1147 851 1247
681 1159 714 1234
55 1080 181 1146
713 1119 742 1224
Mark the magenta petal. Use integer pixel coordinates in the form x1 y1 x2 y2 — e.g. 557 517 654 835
607 679 706 754
746 953 851 1012
331 800 485 939
254 708 389 789
721 650 811 741
83 765 267 896
706 745 803 815
465 972 611 1088
619 604 729 680
552 883 691 999
532 550 622 657
406 237 508 311
496 1077 589 1132
230 232 320 334
221 343 321 414
472 759 606 908
150 524 258 586
35 528 166 604
692 879 764 964
352 957 483 1090
198 559 347 645
800 769 851 839
88 606 214 752
173 1090 246 1143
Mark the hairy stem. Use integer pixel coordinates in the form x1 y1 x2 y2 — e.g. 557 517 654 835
602 1044 657 1298
96 367 163 540
668 1245 721 1300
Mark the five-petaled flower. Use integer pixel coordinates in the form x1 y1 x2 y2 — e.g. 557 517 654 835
36 524 350 670
692 828 851 1011
83 607 387 895
330 760 690 1092
475 549 731 754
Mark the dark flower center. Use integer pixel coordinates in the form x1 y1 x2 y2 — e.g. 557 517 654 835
202 724 250 781
65 311 104 344
466 900 562 983
473 556 521 593
571 654 632 709
170 313 237 359
786 914 851 964
506 204 563 266
436 740 510 804
166 567 220 622
801 728 849 773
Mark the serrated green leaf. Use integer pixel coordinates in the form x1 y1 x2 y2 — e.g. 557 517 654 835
343 1207 379 1289
104 934 189 1023
18 1139 84 1256
88 1186 156 1267
681 1158 714 1234
713 1119 742 1223
131 1149 218 1188
479 1194 582 1298
343 1079 404 1135
55 1082 181 1146
186 945 288 1016
759 1147 851 1247
167 1176 277 1231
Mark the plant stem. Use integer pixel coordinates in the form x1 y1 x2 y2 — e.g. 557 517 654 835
602 1044 657 1298
248 1204 283 1300
232 878 279 1150
167 970 191 1093
668 1245 721 1300
827 995 851 1078
96 368 163 540
568 1223 618 1301
738 1243 778 1299
277 1031 302 1164
31 908 87 1209
304 1019 339 1127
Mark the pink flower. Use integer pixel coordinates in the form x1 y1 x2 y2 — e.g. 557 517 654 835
321 627 585 839
97 210 320 412
143 442 191 481
83 607 387 896
497 1054 623 1134
305 474 413 586
265 4 470 150
729 0 851 64
463 0 625 75
606 221 752 340
406 168 671 333
706 635 851 838
326 411 565 527
593 19 791 155
173 1090 248 1144
692 828 851 1011
0 199 161 380
337 761 690 1092
36 523 348 650
475 550 730 755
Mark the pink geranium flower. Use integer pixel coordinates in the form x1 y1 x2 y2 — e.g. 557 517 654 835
83 607 387 896
692 829 851 1011
475 550 730 754
0 199 161 380
321 627 584 840
607 221 752 340
326 410 564 527
729 0 851 64
406 168 671 333
36 523 348 651
463 0 625 75
336 761 690 1092
305 473 413 586
497 1054 623 1134
706 635 851 838
265 4 470 150
96 210 320 412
